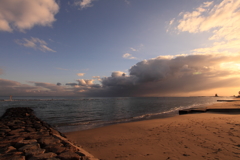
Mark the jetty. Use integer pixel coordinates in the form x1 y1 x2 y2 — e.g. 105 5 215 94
0 107 98 160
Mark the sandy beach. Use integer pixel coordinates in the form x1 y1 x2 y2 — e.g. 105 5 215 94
66 101 240 160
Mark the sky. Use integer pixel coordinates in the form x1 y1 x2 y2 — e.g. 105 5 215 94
0 0 240 97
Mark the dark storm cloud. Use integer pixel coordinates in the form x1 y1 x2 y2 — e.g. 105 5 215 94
74 54 240 97
66 83 78 86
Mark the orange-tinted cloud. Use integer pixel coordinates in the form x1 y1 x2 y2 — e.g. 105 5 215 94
0 0 59 32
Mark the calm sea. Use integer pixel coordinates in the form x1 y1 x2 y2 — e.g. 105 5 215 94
0 96 232 132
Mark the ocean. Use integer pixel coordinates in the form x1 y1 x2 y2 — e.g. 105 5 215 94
0 96 232 133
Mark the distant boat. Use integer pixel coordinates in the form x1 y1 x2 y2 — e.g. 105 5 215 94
215 94 218 97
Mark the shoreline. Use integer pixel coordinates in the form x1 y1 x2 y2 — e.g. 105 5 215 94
66 101 240 160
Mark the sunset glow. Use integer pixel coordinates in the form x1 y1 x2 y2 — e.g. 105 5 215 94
0 0 240 97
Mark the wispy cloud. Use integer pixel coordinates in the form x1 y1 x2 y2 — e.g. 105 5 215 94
124 0 131 5
130 48 137 52
16 37 56 52
93 76 101 79
0 79 74 96
56 67 69 71
77 73 85 76
123 53 136 59
0 0 59 32
74 0 94 9
170 0 240 54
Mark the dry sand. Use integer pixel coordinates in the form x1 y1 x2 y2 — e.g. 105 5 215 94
65 101 240 160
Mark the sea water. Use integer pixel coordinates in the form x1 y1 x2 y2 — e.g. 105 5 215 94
0 96 233 132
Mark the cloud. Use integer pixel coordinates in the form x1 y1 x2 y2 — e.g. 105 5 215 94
0 79 74 96
16 37 56 52
77 73 85 76
74 0 94 9
70 53 240 97
66 83 79 87
123 53 136 59
0 78 21 86
56 67 68 71
0 0 59 32
130 48 137 52
29 81 65 92
77 79 93 86
2 53 240 97
124 0 131 5
3 53 235 97
170 0 240 54
93 76 101 79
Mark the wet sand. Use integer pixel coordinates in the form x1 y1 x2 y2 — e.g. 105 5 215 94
66 101 240 160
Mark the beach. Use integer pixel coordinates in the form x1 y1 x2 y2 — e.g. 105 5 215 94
66 101 240 160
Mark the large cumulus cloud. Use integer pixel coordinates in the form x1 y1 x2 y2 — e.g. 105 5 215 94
0 0 59 32
74 54 240 97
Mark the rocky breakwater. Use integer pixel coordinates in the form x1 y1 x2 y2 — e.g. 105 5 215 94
0 107 98 160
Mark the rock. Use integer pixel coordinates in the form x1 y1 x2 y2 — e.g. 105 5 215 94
0 132 5 137
4 146 16 153
0 107 95 160
12 151 23 155
38 137 61 146
0 140 11 148
29 152 57 160
0 154 25 160
25 127 36 132
0 128 11 132
27 133 46 140
45 143 65 154
24 148 45 156
49 128 61 136
58 151 81 160
48 145 65 154
15 139 38 148
8 129 25 136
11 155 26 160
18 143 40 152
64 143 79 152
10 137 25 146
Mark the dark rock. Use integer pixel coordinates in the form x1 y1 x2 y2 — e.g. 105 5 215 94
46 158 60 160
15 139 38 148
0 128 11 132
48 145 65 154
18 143 40 152
58 151 81 160
0 154 25 160
29 152 57 160
39 137 61 146
25 127 36 132
0 107 93 160
4 146 16 153
24 148 45 156
8 129 25 136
